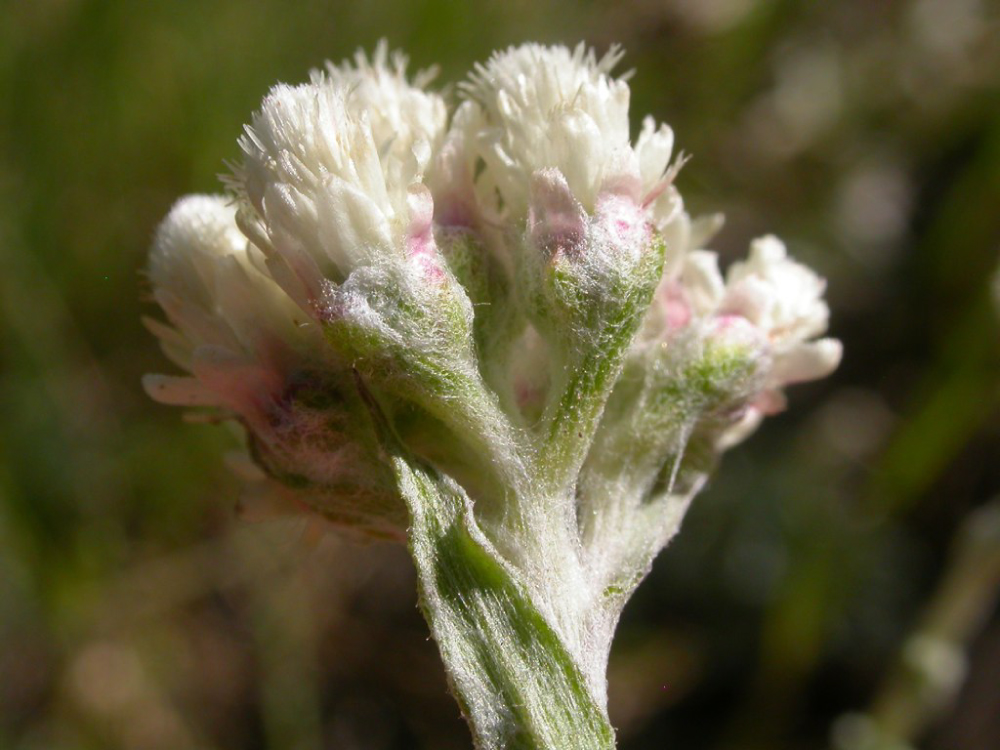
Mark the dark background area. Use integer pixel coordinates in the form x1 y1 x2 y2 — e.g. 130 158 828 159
1 1 998 748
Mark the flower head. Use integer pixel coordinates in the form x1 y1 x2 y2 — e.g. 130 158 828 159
319 41 446 170
144 194 313 414
145 195 403 536
639 231 841 450
722 236 830 348
462 43 679 219
719 236 842 394
234 44 447 306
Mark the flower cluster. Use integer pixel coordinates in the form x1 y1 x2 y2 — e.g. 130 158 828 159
145 41 839 538
145 41 842 748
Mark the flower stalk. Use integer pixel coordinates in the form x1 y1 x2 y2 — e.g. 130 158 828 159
144 41 841 749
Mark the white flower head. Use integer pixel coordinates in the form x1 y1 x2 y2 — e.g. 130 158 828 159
235 47 447 304
712 237 841 446
720 237 839 373
721 236 842 385
145 196 402 531
462 43 678 217
721 235 830 348
634 232 841 449
143 194 318 415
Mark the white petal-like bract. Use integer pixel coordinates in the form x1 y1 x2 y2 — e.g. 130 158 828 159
320 41 447 176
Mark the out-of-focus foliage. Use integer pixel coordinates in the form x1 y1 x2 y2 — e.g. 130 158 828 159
1 1 997 748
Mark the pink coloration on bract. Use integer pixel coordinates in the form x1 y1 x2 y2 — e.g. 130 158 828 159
190 346 286 427
594 190 650 257
406 184 445 280
659 281 692 333
528 168 587 258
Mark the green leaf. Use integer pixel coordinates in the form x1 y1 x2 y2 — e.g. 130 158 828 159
396 457 616 750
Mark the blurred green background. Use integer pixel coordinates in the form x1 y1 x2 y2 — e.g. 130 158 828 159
1 1 999 748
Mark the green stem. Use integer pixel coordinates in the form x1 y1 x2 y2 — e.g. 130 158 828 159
360 374 614 748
